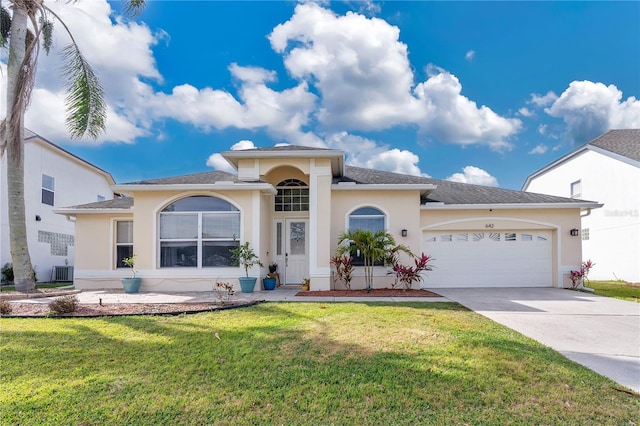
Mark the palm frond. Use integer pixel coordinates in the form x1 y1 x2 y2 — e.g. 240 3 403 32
61 44 106 140
122 0 146 18
0 5 10 48
40 15 53 55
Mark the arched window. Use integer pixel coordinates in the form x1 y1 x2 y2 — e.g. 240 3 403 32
348 207 386 266
275 179 309 212
159 196 239 268
349 207 385 233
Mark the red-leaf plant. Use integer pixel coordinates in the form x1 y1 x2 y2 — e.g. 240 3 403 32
569 259 595 289
330 255 354 290
393 253 434 291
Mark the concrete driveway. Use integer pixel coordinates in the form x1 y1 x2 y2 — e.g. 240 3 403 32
432 287 640 392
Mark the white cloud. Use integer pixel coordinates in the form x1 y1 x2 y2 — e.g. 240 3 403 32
530 91 558 107
205 153 235 172
325 132 428 177
269 3 520 149
518 107 533 117
446 166 499 187
465 50 475 61
528 144 548 155
545 80 640 143
231 140 257 150
414 66 522 151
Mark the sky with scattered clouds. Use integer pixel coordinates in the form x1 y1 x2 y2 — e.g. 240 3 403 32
1 0 638 189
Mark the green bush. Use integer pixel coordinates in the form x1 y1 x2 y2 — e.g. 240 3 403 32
48 295 79 315
1 263 14 283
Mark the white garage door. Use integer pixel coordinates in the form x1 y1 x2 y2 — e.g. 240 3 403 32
422 230 552 288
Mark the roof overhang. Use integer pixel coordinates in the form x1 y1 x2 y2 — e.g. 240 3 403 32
54 207 133 216
111 182 277 195
421 202 603 210
333 183 437 197
223 149 345 177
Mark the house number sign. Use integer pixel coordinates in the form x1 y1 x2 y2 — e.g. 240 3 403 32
485 224 495 228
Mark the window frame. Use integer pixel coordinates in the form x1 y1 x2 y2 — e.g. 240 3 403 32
41 174 55 206
570 180 582 199
347 206 387 267
115 220 133 269
274 179 309 212
158 196 240 268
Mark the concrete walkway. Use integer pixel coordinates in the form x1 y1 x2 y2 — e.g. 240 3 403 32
433 287 640 393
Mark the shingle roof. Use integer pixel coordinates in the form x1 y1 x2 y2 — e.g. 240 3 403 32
587 129 640 161
123 170 244 185
69 197 133 209
340 166 592 205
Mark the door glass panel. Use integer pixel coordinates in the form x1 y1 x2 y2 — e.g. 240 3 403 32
290 222 305 255
276 222 282 256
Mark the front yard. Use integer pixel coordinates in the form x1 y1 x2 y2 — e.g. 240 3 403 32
588 280 640 302
1 302 638 425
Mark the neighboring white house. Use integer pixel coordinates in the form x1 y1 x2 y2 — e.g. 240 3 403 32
0 130 116 282
523 129 640 283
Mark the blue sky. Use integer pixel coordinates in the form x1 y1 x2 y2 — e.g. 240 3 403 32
2 1 639 189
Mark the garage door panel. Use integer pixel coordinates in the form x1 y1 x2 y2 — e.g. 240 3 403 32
422 230 552 288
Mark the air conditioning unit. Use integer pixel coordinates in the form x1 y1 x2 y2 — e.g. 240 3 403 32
53 266 74 282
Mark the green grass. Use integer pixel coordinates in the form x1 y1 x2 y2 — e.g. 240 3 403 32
0 282 73 292
588 280 640 302
1 303 638 425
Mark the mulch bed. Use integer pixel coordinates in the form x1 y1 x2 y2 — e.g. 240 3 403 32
297 288 441 297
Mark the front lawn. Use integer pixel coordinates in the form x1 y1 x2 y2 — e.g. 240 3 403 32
0 282 73 292
588 280 640 302
1 303 637 425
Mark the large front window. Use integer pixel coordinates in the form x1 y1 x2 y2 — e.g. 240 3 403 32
348 207 386 266
115 221 133 268
159 196 239 268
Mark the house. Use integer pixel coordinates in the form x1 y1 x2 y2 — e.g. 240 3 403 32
0 130 116 282
55 146 600 292
523 129 640 283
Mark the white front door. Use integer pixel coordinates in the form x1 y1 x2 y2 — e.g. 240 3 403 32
284 219 308 285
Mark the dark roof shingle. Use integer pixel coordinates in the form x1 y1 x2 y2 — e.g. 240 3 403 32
587 129 640 161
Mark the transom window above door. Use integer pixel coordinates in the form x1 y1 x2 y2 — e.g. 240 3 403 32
159 196 240 268
275 179 309 212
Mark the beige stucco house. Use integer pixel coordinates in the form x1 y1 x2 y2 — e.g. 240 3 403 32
55 146 601 292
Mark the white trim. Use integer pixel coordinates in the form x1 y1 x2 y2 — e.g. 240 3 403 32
421 202 602 210
251 191 261 276
54 207 133 215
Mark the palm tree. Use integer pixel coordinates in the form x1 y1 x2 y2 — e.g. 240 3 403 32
337 229 399 291
1 0 145 292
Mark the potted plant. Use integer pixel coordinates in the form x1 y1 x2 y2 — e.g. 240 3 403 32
230 241 263 293
262 274 277 291
121 255 141 293
300 277 310 291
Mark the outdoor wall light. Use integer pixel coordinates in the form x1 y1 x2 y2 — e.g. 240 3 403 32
401 229 408 237
35 215 41 222
570 228 579 237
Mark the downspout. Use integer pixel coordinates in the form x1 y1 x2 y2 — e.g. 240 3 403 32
580 208 592 218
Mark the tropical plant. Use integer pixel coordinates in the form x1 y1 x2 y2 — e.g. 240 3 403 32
1 0 146 292
337 229 397 291
268 262 278 273
569 259 595 289
122 255 137 279
330 255 354 290
213 281 235 306
393 253 434 291
230 241 263 277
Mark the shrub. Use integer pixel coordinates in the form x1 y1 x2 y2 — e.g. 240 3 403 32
330 255 354 290
48 295 79 315
1 263 14 283
393 253 434 290
214 281 235 305
0 299 13 315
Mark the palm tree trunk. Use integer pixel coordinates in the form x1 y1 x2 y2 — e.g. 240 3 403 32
6 5 36 292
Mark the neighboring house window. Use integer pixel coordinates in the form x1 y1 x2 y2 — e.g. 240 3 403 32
97 195 106 202
275 179 309 212
581 228 590 241
570 180 582 199
159 196 240 268
41 174 55 206
348 207 386 266
116 221 133 268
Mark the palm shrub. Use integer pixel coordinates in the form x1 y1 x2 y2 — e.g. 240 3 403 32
337 229 397 291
